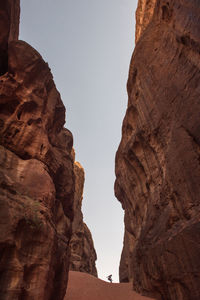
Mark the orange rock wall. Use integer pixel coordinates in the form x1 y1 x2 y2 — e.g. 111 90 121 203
135 0 156 43
115 0 200 299
69 162 97 277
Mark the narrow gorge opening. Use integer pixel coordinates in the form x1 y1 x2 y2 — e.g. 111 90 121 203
1 1 199 299
19 0 137 282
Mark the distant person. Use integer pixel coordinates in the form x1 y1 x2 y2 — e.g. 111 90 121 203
107 274 113 283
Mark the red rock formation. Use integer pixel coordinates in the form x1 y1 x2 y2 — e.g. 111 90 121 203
135 0 156 43
0 2 98 299
115 0 200 299
69 162 97 277
0 2 75 299
0 40 75 299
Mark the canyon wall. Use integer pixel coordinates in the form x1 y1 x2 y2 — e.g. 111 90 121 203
69 162 97 277
0 1 96 299
115 0 200 299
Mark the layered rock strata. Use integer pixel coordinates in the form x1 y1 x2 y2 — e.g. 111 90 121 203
115 0 200 299
0 2 97 299
69 162 97 277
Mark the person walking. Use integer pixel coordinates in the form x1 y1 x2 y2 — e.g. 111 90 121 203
107 274 113 283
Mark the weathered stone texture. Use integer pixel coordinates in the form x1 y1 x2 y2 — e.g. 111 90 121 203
115 0 200 299
0 5 75 299
0 2 98 299
69 162 97 277
119 229 134 283
0 39 75 300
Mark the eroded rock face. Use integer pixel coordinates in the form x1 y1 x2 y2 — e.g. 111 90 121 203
69 162 97 277
0 5 75 299
0 2 98 298
115 0 200 299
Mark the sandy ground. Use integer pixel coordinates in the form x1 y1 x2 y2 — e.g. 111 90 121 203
65 271 155 300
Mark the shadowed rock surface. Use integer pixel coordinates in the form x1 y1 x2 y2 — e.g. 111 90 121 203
0 0 20 75
69 162 97 277
115 0 200 299
0 1 96 299
0 40 75 300
65 271 155 300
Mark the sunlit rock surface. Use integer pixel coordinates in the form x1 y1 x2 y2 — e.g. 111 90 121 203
69 162 97 277
135 0 156 43
115 0 200 299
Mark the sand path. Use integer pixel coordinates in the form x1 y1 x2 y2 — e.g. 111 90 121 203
65 271 155 300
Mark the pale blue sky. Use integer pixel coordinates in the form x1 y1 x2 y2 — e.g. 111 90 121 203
20 0 137 282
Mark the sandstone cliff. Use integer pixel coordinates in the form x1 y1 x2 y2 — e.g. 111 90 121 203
115 0 200 299
69 162 97 277
0 1 97 299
